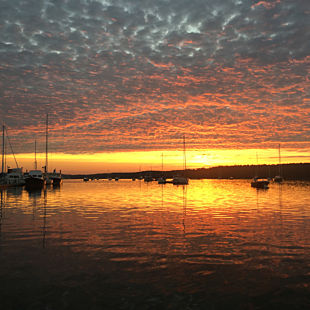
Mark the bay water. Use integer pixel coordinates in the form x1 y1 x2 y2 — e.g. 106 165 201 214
1 179 309 309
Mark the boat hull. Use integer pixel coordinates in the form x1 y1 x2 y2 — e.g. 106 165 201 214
251 181 269 189
274 176 283 183
144 177 153 182
51 177 63 186
158 177 167 184
25 177 46 190
172 177 189 185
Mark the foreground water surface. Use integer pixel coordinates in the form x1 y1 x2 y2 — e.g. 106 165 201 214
0 179 310 309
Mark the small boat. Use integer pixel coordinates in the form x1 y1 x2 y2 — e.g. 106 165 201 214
274 144 283 183
274 175 283 183
43 114 52 185
83 177 89 182
1 126 25 187
43 113 62 186
158 153 167 184
50 169 62 186
157 177 166 184
172 176 189 185
143 176 153 182
251 153 269 189
25 170 46 190
251 177 269 189
173 135 189 185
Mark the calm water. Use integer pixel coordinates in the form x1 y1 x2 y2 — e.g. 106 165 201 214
1 179 310 309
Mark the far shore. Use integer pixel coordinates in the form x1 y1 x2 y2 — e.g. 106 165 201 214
63 163 310 181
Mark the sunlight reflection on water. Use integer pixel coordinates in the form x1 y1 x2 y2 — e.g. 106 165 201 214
1 179 310 309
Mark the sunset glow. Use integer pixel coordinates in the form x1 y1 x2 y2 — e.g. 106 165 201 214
0 0 309 174
4 147 309 174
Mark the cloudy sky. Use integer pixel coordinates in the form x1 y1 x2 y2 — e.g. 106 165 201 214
0 0 309 172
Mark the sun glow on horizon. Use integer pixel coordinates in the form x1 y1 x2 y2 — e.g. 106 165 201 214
3 148 309 174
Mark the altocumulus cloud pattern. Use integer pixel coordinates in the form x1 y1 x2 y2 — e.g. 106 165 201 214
0 0 309 154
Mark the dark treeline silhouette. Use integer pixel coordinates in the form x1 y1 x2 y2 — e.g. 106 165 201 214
187 163 310 180
64 163 310 180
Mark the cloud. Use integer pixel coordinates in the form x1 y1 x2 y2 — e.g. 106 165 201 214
0 0 309 155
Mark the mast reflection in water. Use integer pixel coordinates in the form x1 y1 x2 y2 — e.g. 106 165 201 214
0 179 309 309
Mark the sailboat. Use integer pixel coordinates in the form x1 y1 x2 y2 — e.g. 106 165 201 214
251 153 269 189
251 177 269 189
43 114 52 185
158 153 166 184
43 114 62 186
0 124 25 187
172 135 189 185
0 125 4 186
274 144 283 183
1 124 8 188
25 140 46 190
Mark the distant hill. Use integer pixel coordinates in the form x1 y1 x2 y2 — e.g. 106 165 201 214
63 163 310 180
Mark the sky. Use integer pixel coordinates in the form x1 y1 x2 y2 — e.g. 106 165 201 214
0 0 309 173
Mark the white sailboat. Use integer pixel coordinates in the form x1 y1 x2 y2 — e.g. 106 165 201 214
43 113 62 186
158 153 167 184
44 114 52 185
1 124 25 187
274 144 283 183
172 135 189 185
251 153 269 189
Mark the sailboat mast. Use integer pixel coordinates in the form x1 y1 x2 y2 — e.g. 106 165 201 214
183 135 186 171
1 125 4 175
161 153 164 172
278 143 281 175
45 113 48 174
255 152 259 177
34 140 37 170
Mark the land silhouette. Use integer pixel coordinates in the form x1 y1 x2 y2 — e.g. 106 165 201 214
64 163 310 181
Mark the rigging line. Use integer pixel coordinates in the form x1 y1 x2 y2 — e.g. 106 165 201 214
4 127 19 169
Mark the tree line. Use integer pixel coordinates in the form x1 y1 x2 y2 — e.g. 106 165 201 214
64 163 310 180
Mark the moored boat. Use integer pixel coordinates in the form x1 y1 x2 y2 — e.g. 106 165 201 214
42 113 62 186
157 177 166 184
274 144 283 183
50 169 62 186
5 168 25 186
144 175 153 182
274 175 283 183
251 177 269 189
172 176 188 185
173 135 189 185
1 125 25 187
251 153 269 189
25 170 46 190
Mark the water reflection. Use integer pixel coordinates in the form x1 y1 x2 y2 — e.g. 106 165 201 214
26 188 43 198
6 186 23 197
0 190 4 240
42 189 47 249
0 180 309 309
182 185 187 235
